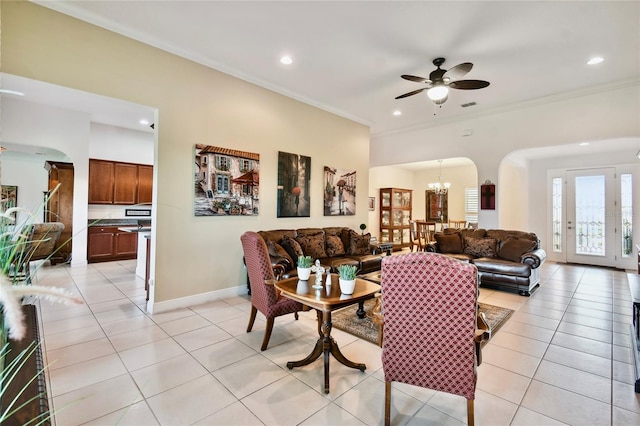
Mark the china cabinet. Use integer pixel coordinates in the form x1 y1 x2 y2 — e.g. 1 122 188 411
379 188 412 247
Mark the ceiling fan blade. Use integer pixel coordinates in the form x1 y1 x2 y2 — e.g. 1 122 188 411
448 79 490 90
443 62 473 81
401 74 430 83
395 88 426 99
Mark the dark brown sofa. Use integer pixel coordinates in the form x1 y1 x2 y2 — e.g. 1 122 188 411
426 228 547 296
257 227 383 280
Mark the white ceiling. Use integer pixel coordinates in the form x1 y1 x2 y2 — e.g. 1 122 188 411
4 1 639 164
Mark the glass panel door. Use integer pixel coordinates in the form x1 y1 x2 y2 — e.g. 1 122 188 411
566 168 615 266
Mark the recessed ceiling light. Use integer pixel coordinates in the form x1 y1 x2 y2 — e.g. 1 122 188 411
579 142 590 146
139 119 149 125
280 56 293 65
587 57 604 65
0 89 25 96
393 110 402 116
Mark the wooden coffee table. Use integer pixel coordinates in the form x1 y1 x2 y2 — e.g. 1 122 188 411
275 275 380 393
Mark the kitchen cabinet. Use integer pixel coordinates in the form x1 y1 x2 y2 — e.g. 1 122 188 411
88 159 153 205
137 165 153 204
87 226 138 263
379 187 412 247
88 160 114 204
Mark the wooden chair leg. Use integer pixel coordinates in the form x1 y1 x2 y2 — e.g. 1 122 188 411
384 381 391 426
294 312 299 320
467 399 474 426
261 317 275 351
246 305 258 332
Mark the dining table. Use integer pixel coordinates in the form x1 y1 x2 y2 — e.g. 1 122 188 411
274 274 380 393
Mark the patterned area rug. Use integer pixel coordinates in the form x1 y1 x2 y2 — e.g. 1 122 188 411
332 299 514 346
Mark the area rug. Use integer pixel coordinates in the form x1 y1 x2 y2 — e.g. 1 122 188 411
332 299 514 346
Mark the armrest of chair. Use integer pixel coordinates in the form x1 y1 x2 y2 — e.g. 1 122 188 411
521 248 546 269
474 311 491 366
424 242 438 253
272 264 286 281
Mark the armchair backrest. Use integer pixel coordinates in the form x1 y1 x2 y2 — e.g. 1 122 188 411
241 231 279 313
23 222 65 261
381 252 478 400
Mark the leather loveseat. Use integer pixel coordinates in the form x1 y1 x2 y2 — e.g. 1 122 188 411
426 228 547 296
257 227 383 280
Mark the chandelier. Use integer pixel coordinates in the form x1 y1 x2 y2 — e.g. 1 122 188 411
428 160 451 195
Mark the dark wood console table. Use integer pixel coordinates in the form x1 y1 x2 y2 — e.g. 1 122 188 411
628 273 640 393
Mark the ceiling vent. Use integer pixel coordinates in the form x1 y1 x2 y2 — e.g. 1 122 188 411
461 101 477 108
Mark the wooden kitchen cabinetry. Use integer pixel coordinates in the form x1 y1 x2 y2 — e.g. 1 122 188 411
88 159 153 205
87 226 138 263
379 187 413 247
137 165 153 204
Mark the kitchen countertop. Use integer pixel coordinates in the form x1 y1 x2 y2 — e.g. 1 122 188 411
118 226 152 233
89 219 140 227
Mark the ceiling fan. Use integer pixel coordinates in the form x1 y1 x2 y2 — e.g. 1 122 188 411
395 58 490 107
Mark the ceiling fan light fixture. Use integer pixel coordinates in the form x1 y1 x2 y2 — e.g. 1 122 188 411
427 85 448 101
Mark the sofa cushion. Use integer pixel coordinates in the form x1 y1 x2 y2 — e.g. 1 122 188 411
348 230 371 255
459 228 487 239
435 232 463 254
258 229 296 245
296 232 327 259
266 240 294 270
463 237 498 258
498 238 538 262
281 235 304 262
325 235 346 257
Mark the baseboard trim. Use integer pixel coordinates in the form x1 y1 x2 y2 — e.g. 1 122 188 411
148 285 246 314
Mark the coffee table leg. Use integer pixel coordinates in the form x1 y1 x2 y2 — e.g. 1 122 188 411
356 301 366 319
286 338 323 369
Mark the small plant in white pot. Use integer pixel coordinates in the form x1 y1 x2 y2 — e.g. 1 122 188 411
337 264 358 295
297 255 313 281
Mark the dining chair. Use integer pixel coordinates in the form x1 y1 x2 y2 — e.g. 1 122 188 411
240 231 302 351
415 220 436 250
408 220 421 252
380 252 485 426
12 222 65 284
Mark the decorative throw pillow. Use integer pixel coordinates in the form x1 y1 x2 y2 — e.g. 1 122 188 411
325 235 346 257
349 230 371 255
295 233 327 260
463 237 498 258
266 240 294 269
281 235 304 263
435 233 463 254
498 238 537 262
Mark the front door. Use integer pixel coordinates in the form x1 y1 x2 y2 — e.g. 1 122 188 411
566 168 616 267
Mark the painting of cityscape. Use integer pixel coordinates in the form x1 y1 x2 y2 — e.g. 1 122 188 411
194 144 259 216
277 151 311 217
324 167 356 216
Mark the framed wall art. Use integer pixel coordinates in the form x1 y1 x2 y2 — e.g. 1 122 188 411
480 181 495 210
193 144 260 216
368 197 375 211
323 166 356 216
278 151 311 217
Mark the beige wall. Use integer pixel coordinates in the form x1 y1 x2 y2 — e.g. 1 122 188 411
1 2 370 310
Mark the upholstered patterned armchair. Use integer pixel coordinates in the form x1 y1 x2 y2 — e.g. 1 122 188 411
380 252 481 426
12 222 64 284
241 231 302 351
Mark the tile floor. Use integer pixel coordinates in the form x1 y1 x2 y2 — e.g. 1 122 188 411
30 259 640 425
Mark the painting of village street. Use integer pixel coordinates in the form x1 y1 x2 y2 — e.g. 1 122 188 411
277 151 311 217
324 166 356 216
194 144 259 216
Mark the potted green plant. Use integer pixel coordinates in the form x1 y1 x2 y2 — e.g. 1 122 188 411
336 264 358 295
297 255 313 281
